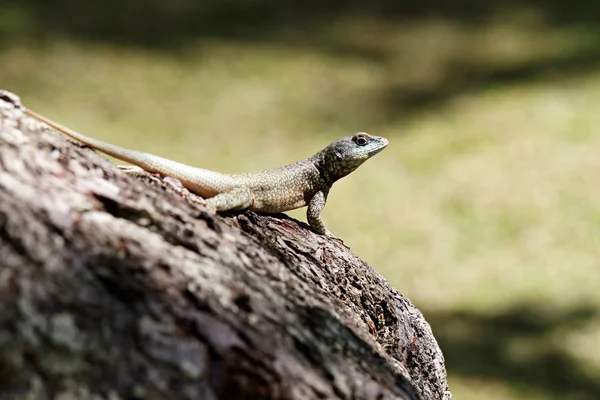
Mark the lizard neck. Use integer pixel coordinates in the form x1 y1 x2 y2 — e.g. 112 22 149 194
310 149 355 186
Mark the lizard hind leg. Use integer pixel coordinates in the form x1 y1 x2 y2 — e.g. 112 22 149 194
206 186 254 211
118 165 207 206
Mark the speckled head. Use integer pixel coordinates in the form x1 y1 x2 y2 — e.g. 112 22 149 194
316 132 388 183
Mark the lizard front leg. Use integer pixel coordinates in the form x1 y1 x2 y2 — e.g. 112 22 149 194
307 190 334 237
307 190 349 247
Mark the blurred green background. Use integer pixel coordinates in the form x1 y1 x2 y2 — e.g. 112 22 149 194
2 1 600 398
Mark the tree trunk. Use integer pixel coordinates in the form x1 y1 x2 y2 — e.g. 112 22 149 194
0 91 451 400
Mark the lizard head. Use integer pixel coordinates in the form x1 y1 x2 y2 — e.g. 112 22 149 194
317 132 388 183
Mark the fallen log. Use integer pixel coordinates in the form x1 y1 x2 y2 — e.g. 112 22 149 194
0 91 450 400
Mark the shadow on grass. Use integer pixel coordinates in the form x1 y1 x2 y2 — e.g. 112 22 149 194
3 0 600 47
381 45 600 119
425 305 600 399
3 0 600 121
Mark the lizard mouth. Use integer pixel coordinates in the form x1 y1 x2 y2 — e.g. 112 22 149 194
368 136 388 156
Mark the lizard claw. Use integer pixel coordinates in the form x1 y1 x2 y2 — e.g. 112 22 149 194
118 165 148 177
330 236 350 249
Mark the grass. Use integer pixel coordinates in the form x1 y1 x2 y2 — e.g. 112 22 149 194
2 8 600 398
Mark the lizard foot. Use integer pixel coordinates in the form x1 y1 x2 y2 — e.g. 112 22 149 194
329 236 350 249
118 165 149 178
161 176 208 207
119 166 170 187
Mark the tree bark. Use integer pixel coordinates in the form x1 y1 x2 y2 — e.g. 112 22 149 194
0 91 451 400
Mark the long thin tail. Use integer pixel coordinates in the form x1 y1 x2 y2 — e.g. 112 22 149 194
24 108 238 197
24 107 150 166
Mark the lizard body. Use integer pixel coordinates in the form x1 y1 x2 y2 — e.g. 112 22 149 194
24 107 388 238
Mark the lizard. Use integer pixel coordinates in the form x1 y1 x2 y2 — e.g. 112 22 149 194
19 100 388 241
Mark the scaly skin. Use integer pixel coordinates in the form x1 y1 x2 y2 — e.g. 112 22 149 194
23 106 388 239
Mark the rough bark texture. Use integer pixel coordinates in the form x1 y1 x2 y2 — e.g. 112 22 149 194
0 93 451 400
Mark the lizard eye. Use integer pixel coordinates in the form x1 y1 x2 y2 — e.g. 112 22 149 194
353 133 370 146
